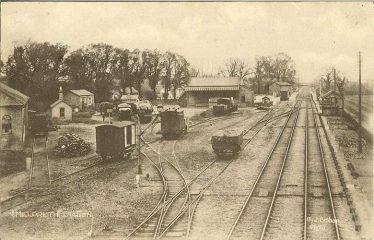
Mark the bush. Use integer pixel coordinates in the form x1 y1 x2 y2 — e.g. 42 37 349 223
54 133 91 157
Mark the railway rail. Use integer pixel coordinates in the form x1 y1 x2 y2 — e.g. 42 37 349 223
1 154 104 213
226 100 301 240
153 105 296 239
126 105 290 239
224 90 342 240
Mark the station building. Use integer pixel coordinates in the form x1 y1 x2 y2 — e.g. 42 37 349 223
184 77 254 108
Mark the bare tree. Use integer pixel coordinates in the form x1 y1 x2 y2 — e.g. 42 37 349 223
220 58 251 79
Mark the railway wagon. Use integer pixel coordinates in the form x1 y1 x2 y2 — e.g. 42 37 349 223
213 98 238 116
138 100 153 123
211 129 243 156
118 103 132 121
96 121 136 160
160 108 188 139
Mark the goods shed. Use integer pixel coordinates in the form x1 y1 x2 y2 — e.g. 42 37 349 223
184 77 253 107
269 81 292 101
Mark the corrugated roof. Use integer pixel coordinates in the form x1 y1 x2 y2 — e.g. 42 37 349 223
70 89 94 96
0 82 29 106
185 86 239 91
276 81 292 86
188 77 240 87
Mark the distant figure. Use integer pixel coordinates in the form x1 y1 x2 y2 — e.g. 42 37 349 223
102 114 105 122
146 173 151 181
135 174 141 188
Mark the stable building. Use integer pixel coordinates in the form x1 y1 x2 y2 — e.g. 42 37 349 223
0 83 29 150
269 81 292 101
50 87 73 121
319 90 343 116
184 77 253 107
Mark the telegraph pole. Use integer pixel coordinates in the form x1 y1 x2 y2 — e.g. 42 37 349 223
333 68 336 92
358 52 362 153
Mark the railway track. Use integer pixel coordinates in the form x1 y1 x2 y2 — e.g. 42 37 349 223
226 100 301 240
152 105 296 239
258 97 341 240
125 106 290 239
222 89 342 240
1 154 104 213
132 140 190 239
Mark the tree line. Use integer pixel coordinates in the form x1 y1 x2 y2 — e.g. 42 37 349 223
218 53 297 94
3 41 190 110
1 41 298 110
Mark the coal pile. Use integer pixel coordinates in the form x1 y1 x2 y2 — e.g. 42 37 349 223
54 133 91 157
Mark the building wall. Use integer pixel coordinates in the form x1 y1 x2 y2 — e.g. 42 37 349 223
0 105 27 150
64 92 81 109
51 102 72 120
187 90 239 107
239 87 254 107
269 84 280 97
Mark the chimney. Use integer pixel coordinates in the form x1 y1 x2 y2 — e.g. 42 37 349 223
59 86 63 100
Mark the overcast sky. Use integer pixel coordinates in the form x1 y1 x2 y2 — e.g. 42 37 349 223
1 2 373 83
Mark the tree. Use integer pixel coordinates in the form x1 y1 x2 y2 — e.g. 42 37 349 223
64 49 94 92
64 43 118 103
272 53 296 83
6 41 68 110
189 67 200 78
172 54 190 99
253 53 296 94
161 51 176 99
111 47 131 93
142 49 164 95
220 58 251 79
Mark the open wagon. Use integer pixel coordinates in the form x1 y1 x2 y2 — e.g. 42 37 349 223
160 107 188 139
211 129 243 156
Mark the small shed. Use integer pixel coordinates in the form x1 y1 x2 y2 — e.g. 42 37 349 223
269 81 292 101
65 89 94 110
319 90 343 116
50 87 73 120
50 100 73 120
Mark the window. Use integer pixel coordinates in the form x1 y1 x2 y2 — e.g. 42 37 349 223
2 115 12 134
126 125 132 145
60 107 65 118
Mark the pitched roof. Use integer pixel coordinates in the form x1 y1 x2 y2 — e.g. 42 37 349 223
50 99 71 108
0 82 29 106
188 77 240 87
185 77 240 91
69 89 93 96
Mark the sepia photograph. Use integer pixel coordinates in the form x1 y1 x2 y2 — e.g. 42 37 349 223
0 1 373 240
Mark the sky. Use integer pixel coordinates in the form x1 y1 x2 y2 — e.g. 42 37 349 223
1 2 373 83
